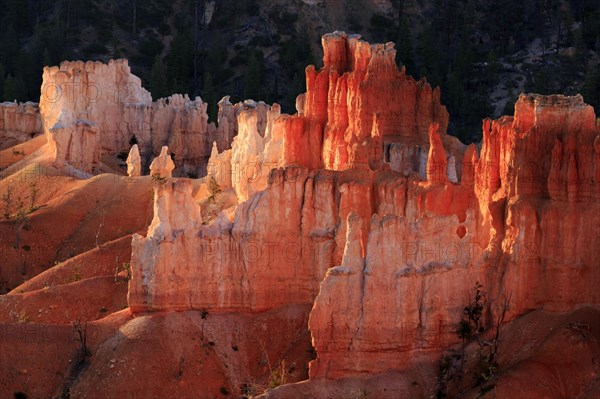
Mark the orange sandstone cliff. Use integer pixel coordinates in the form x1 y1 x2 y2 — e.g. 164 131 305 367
130 35 600 389
1 32 599 399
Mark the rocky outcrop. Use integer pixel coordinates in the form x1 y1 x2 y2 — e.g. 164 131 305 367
40 59 151 171
149 146 175 179
207 32 464 203
129 167 371 312
39 60 244 174
126 144 141 177
127 32 600 384
307 93 600 379
311 31 462 174
0 101 42 149
208 101 283 202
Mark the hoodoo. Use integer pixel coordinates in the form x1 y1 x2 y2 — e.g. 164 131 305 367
1 29 599 399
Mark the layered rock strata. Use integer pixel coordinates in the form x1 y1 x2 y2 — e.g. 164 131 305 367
308 93 600 378
127 32 600 382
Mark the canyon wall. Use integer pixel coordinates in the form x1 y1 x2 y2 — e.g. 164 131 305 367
207 32 463 203
126 32 600 381
38 60 246 175
308 93 600 378
131 94 600 380
0 101 42 150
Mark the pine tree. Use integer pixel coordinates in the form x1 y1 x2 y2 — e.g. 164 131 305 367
583 66 600 112
0 63 5 100
3 75 26 102
396 16 415 74
166 31 193 95
202 72 217 123
43 48 53 67
149 55 169 100
244 50 261 100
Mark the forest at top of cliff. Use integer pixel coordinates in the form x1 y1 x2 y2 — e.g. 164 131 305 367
0 0 599 143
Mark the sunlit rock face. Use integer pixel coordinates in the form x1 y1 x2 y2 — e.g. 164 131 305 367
38 59 241 175
127 31 600 382
207 32 464 203
207 100 279 202
0 101 42 149
308 93 600 379
129 167 374 313
307 31 462 174
149 146 175 179
39 60 151 171
126 144 141 177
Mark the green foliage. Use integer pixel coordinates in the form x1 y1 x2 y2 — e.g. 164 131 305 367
461 282 486 341
243 50 262 100
395 16 415 74
149 55 169 99
267 360 288 389
208 176 222 203
139 34 165 60
151 173 167 185
82 41 109 57
17 310 29 323
119 262 132 280
202 72 217 123
434 350 462 399
270 10 299 31
0 0 598 142
166 30 193 94
583 64 600 111
3 74 26 102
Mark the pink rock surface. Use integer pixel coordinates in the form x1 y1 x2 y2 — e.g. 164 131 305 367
0 101 42 149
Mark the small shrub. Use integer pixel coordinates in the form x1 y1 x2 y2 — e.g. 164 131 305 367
28 182 39 213
220 386 230 395
151 173 167 185
72 319 90 363
119 262 132 280
208 176 222 203
201 308 209 319
267 360 288 389
70 271 81 282
17 311 29 323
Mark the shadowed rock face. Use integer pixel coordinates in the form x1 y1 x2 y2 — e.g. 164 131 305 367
125 32 600 382
0 101 42 149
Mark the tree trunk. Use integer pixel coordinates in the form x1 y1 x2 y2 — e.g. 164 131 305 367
133 0 137 36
